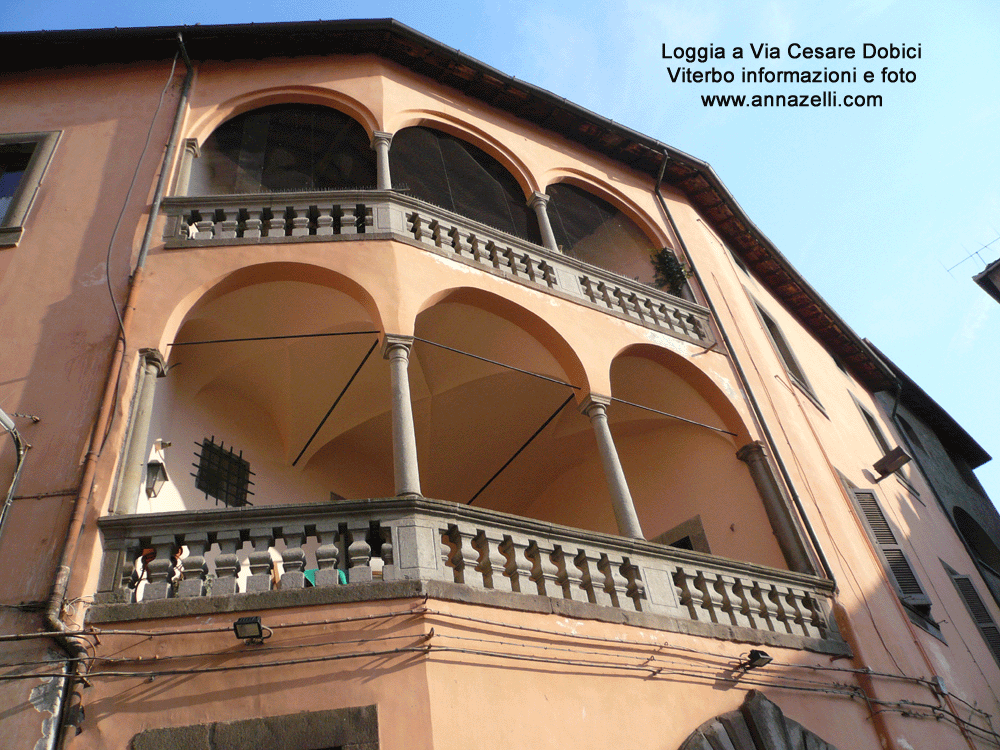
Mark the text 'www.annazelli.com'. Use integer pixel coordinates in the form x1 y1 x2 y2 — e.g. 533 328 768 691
701 92 883 107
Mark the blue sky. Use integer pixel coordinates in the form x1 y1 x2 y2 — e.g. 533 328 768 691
4 1 1000 504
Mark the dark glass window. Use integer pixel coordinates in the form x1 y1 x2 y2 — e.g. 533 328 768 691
546 182 653 281
189 104 376 195
0 144 33 222
390 126 540 243
193 437 254 507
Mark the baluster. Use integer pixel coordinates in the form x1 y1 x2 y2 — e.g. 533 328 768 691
455 528 485 588
346 524 373 583
782 587 815 637
539 261 556 287
503 248 520 277
315 206 335 236
694 571 725 624
730 577 759 630
657 304 675 331
527 540 561 597
715 574 753 628
143 536 177 600
409 212 424 240
503 537 535 594
598 554 630 609
358 204 373 233
380 527 396 581
441 526 460 583
767 584 795 634
628 293 647 323
801 592 830 639
177 532 209 598
243 208 263 238
672 309 693 337
261 208 277 237
474 533 512 593
469 234 482 263
448 226 463 254
597 281 614 308
689 314 707 341
642 299 662 326
486 241 502 269
246 527 275 592
215 208 238 239
613 288 631 315
193 210 215 239
621 559 645 611
314 523 342 587
580 276 598 303
428 219 442 246
212 530 242 596
523 253 537 283
340 204 360 235
575 551 604 606
279 526 307 590
674 567 698 619
555 547 586 602
286 206 310 237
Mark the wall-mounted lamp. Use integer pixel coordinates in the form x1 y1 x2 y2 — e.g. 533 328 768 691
233 615 271 645
741 649 773 670
145 459 168 498
873 446 911 482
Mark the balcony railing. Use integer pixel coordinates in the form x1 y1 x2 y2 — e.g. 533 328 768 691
94 497 843 652
160 191 715 348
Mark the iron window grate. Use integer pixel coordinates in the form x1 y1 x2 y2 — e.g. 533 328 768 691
192 436 255 507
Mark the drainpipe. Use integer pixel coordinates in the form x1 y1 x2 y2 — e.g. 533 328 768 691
653 151 833 581
48 35 194 749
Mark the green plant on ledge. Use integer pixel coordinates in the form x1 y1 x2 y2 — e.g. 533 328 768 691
650 247 691 296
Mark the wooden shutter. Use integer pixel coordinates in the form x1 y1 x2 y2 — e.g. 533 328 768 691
850 489 932 614
948 570 1000 665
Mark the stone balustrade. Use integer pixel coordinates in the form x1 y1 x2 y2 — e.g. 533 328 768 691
95 497 841 650
160 191 715 347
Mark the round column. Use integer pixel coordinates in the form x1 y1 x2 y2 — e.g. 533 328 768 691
383 335 421 496
529 191 559 252
372 131 393 190
581 395 643 539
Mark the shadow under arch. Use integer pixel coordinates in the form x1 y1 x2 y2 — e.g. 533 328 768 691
186 85 381 145
140 262 394 513
414 285 589 397
609 342 751 444
158 261 385 354
389 109 538 198
607 343 788 568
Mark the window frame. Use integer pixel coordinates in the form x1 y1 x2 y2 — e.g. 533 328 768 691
851 394 917 493
943 561 1000 667
751 298 822 405
0 131 60 247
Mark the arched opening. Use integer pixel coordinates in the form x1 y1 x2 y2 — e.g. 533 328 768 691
142 265 389 514
390 126 541 244
188 103 377 195
407 288 616 524
607 346 786 569
545 181 657 283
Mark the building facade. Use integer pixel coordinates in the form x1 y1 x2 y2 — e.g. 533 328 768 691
1 20 999 750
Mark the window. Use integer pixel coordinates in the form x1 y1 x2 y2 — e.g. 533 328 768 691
390 126 540 244
193 437 254 507
895 414 924 451
0 131 60 247
852 395 915 490
753 301 819 402
848 486 933 619
944 562 1000 666
189 104 376 195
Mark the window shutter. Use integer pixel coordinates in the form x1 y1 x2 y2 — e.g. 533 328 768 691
949 571 1000 665
850 489 932 614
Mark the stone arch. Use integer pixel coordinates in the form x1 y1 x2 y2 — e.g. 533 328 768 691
543 168 671 249
414 286 589 396
186 86 380 144
679 691 841 750
388 109 538 196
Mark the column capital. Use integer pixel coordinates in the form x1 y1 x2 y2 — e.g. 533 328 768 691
182 137 201 158
382 334 414 359
138 348 167 378
371 130 393 148
528 191 550 208
579 393 612 416
736 440 767 464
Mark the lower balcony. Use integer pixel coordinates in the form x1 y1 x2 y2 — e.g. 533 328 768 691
90 496 847 656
